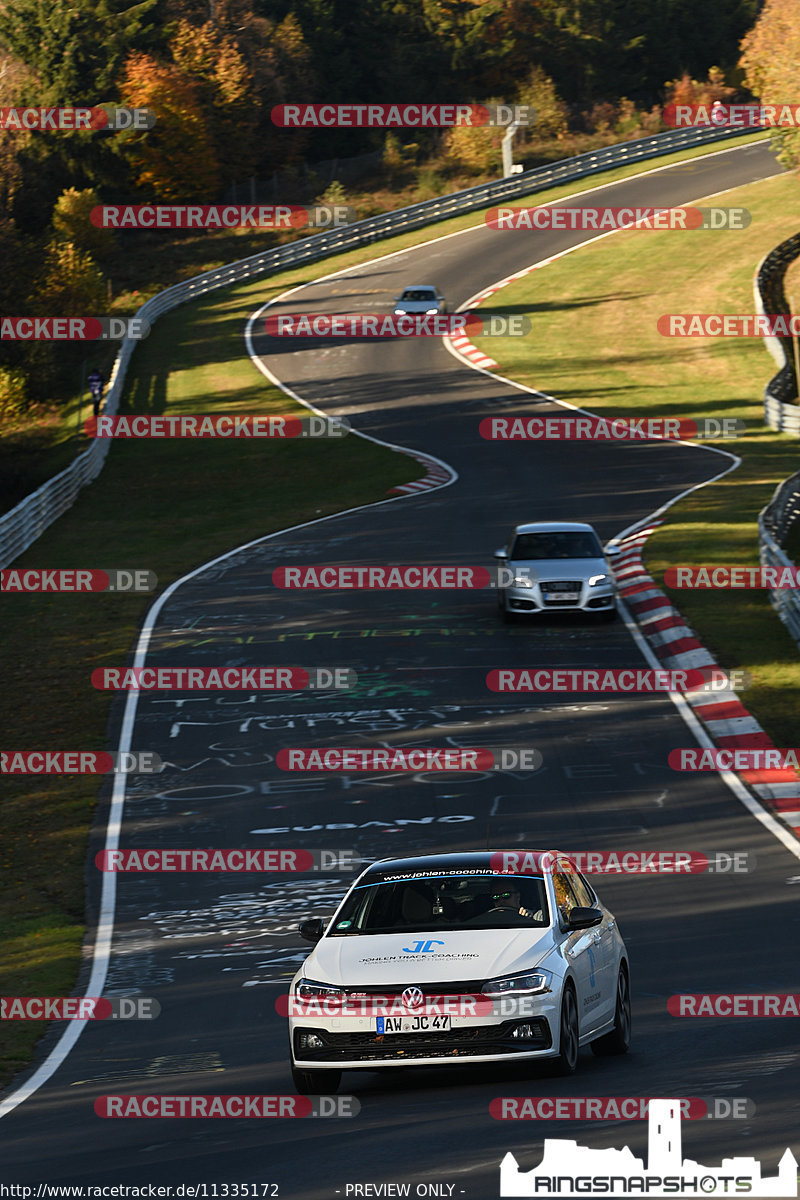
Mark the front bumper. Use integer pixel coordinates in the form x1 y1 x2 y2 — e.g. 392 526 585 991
503 583 615 614
290 991 560 1069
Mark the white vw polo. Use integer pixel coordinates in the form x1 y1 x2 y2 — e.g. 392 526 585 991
287 851 630 1093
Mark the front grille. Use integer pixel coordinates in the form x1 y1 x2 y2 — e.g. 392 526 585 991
295 1020 552 1061
540 580 582 592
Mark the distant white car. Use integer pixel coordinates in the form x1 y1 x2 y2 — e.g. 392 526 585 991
393 285 448 315
496 521 617 622
287 850 630 1093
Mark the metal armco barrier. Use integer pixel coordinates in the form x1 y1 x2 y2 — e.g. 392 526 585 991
759 471 800 646
754 232 800 435
0 122 757 568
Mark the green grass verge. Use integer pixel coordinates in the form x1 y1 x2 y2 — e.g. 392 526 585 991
470 169 800 743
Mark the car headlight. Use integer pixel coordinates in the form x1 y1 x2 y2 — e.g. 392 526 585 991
482 970 552 996
511 573 535 589
295 978 345 999
426 307 440 314
588 573 609 587
394 308 406 315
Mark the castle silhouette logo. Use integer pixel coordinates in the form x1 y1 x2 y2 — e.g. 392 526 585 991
499 1099 797 1197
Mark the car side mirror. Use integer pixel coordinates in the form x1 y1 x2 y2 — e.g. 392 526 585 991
606 545 620 557
494 549 507 560
299 918 325 943
567 906 603 930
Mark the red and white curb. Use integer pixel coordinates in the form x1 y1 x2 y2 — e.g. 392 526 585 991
448 333 498 370
447 253 569 373
613 523 800 835
388 450 456 494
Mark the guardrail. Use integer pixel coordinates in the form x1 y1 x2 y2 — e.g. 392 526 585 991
0 121 759 569
758 471 800 645
754 232 800 434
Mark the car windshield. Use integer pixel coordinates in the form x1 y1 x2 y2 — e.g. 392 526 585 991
328 872 550 935
400 289 436 301
510 532 602 560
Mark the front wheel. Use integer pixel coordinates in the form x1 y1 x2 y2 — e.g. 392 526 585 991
291 1064 342 1094
550 984 579 1075
591 965 631 1056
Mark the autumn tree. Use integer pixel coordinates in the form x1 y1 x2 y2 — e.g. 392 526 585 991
170 19 257 183
117 53 220 200
740 0 800 168
52 188 114 260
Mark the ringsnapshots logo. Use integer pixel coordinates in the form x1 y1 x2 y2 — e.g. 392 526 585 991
91 204 354 229
95 848 360 873
485 206 750 231
276 747 542 772
1 568 157 592
480 416 745 440
0 106 155 131
84 414 351 439
271 103 533 128
498 1098 798 1197
90 666 357 691
0 317 149 340
264 313 530 338
486 667 751 694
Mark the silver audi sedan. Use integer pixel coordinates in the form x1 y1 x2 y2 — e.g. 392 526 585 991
495 521 617 622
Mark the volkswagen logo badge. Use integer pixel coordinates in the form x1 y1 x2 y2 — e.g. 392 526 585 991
401 986 424 1010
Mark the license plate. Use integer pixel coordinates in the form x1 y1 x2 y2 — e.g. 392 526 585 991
376 1015 451 1033
547 591 579 601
